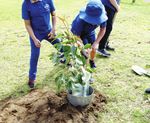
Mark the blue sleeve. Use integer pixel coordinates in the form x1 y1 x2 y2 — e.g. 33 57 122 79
100 21 107 28
22 1 30 20
48 0 55 12
71 16 84 36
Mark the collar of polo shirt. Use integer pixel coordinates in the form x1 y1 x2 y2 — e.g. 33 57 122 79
30 0 42 3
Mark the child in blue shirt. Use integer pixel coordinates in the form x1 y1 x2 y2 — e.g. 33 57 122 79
22 0 60 88
71 0 108 68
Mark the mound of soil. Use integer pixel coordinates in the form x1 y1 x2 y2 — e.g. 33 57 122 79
0 88 106 123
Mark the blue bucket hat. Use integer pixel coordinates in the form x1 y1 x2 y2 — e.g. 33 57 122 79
79 0 108 25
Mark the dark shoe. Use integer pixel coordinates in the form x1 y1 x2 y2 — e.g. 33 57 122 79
59 54 64 58
145 88 150 94
60 59 66 64
60 59 72 67
28 79 35 89
97 49 111 57
89 60 96 68
59 53 65 64
59 54 66 64
106 45 115 51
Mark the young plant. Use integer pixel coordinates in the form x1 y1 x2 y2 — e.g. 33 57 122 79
50 16 94 96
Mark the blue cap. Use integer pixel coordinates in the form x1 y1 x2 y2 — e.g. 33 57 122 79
79 0 108 25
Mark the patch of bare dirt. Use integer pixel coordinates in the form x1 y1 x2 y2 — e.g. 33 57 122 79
0 89 106 123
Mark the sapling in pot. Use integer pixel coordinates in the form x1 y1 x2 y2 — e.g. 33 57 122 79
50 16 95 106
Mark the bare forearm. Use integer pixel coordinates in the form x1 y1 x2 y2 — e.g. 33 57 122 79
76 36 84 48
25 25 37 42
109 0 119 10
51 12 56 31
95 27 106 43
24 20 41 48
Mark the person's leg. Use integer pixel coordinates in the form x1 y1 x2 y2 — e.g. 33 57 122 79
106 41 115 51
87 33 96 60
47 38 61 45
87 33 97 68
80 36 90 59
29 37 41 88
98 6 115 55
106 12 117 51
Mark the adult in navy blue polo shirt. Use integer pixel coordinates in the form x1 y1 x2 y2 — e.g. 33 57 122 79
71 0 107 68
97 0 121 57
22 0 60 88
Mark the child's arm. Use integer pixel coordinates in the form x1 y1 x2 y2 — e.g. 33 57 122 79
76 36 84 48
48 11 56 39
24 20 41 48
90 27 106 60
109 0 120 12
92 27 106 50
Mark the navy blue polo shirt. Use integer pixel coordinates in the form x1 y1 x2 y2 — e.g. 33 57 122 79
22 0 55 34
71 15 107 37
101 0 120 12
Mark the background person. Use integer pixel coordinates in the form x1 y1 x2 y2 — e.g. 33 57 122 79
97 0 121 57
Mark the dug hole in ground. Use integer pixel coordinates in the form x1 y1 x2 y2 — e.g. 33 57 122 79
0 88 106 123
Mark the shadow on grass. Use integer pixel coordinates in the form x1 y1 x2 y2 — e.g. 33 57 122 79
0 65 66 101
95 54 111 59
38 64 66 90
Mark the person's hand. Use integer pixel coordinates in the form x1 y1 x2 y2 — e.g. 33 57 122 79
92 42 99 50
48 28 56 39
76 40 83 47
34 39 41 48
116 5 120 12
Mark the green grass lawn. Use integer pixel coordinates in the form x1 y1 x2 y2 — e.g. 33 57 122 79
0 0 150 122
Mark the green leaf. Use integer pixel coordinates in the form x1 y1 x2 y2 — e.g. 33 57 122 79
55 74 64 93
86 66 95 73
76 73 83 84
80 56 86 65
62 39 76 44
55 33 64 39
65 55 71 64
54 43 63 51
75 57 83 65
69 77 77 83
76 54 86 65
84 43 91 49
63 45 71 52
66 80 72 90
52 53 60 64
71 45 77 56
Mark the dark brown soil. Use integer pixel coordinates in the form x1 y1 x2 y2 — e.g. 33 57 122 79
0 88 106 123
